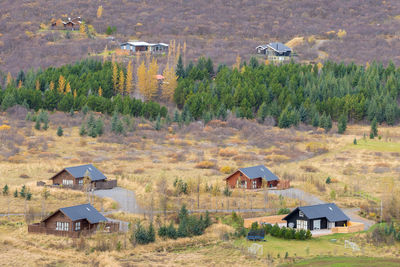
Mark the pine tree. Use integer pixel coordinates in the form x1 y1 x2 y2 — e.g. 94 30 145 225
312 113 319 127
57 126 63 137
337 114 347 134
118 69 125 95
58 75 66 93
371 118 378 137
35 120 41 130
257 102 268 122
2 184 9 196
176 55 185 78
126 60 133 95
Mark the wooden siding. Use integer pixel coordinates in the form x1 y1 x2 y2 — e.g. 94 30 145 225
51 170 76 186
225 170 277 189
285 209 348 230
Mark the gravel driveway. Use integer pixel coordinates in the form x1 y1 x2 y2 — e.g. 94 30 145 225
94 187 141 213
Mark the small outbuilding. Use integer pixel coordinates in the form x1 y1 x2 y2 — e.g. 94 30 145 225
283 203 350 231
28 203 119 237
49 164 117 190
120 41 169 53
224 165 279 189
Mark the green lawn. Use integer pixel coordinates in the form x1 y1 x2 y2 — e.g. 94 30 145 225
346 139 400 152
282 256 400 267
234 233 363 259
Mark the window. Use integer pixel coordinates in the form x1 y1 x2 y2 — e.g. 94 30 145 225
252 180 257 189
299 211 304 217
75 222 81 231
296 220 308 230
78 179 83 185
62 179 73 186
56 222 70 231
313 219 321 230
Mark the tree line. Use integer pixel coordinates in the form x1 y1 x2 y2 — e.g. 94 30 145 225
0 59 167 120
173 57 400 129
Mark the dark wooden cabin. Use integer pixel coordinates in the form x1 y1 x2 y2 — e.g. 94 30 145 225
49 164 116 190
224 165 279 189
283 203 350 231
28 204 118 237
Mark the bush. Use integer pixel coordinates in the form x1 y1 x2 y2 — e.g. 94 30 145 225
251 221 259 230
325 177 332 184
173 178 188 195
195 160 216 169
223 186 232 197
132 222 155 245
277 208 291 215
220 166 234 174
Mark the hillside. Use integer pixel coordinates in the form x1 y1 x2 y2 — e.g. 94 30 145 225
1 0 400 75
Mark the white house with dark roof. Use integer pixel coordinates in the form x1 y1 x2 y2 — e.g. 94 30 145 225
120 41 168 53
256 42 292 61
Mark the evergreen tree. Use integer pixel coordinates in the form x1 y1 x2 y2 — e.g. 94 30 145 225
257 102 268 122
2 184 9 196
35 120 41 130
176 55 185 78
13 189 18 198
337 114 347 134
147 223 155 242
79 124 87 136
57 126 63 137
312 113 319 127
371 118 378 137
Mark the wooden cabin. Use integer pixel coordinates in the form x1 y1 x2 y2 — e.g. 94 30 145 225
28 203 118 237
224 165 279 189
49 164 117 190
283 203 350 231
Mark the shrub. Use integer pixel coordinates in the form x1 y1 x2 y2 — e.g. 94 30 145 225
220 166 234 174
173 178 188 195
305 142 328 154
277 208 290 215
223 186 232 197
2 184 9 196
325 177 332 184
132 222 155 245
195 160 216 169
218 148 238 157
353 138 357 145
251 222 259 230
166 221 177 239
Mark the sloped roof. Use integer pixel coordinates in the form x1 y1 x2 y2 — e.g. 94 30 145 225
267 42 292 53
64 164 107 181
283 203 350 222
239 165 279 182
60 204 107 223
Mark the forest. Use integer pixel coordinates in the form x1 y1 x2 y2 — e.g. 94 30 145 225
174 58 400 128
0 59 167 120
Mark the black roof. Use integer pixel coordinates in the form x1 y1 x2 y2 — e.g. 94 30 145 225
59 203 107 224
239 165 279 182
283 203 349 222
64 164 107 181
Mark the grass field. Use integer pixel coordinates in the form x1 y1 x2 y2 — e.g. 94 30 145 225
283 256 400 267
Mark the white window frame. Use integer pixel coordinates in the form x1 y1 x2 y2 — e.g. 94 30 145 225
75 221 81 231
252 180 257 189
296 220 308 230
62 179 73 186
56 222 69 231
299 211 304 217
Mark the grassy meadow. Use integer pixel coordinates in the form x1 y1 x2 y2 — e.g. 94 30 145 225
1 109 400 265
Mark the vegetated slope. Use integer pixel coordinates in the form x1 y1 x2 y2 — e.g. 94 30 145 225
1 0 400 75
